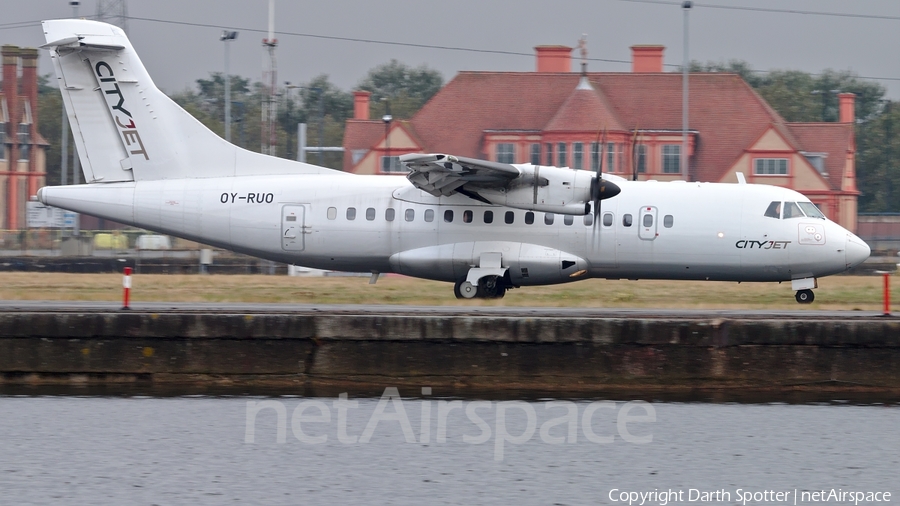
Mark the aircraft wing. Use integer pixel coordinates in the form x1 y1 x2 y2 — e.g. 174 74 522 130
399 153 520 199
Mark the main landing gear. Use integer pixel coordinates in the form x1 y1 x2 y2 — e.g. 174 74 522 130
454 275 507 299
795 289 815 304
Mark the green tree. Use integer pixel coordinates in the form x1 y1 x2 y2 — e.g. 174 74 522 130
356 60 443 120
857 101 900 212
37 74 64 186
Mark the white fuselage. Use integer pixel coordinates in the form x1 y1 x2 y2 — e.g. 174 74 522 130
39 173 869 287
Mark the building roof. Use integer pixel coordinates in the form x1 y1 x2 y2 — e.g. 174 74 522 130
787 122 855 190
342 119 385 169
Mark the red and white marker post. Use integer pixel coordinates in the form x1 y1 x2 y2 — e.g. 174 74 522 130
122 266 132 310
883 272 891 317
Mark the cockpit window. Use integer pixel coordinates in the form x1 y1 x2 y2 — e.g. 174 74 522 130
764 201 781 219
782 201 804 219
798 202 825 219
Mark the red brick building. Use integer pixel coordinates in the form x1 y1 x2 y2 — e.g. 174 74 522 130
343 45 859 231
1 44 48 230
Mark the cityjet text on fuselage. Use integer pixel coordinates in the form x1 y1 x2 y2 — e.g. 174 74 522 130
94 60 149 160
735 239 791 250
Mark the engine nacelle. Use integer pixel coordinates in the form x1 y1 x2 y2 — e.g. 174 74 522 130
477 165 594 215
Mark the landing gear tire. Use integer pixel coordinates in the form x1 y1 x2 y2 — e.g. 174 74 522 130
795 289 815 304
455 280 477 299
477 275 505 299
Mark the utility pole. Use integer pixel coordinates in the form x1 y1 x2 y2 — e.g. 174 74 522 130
95 0 128 32
220 30 238 143
261 0 278 156
61 1 81 186
682 1 692 181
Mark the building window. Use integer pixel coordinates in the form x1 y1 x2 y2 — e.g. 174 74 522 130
662 145 681 174
606 143 615 173
380 155 402 173
636 145 647 173
496 143 515 164
18 124 30 161
572 142 584 170
0 124 6 160
545 143 553 166
754 158 788 175
530 144 541 165
557 142 567 167
591 142 600 172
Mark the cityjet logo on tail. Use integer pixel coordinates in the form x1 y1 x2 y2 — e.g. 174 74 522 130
94 61 149 160
735 239 791 250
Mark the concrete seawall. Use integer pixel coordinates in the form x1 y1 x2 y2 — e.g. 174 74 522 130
1 310 899 396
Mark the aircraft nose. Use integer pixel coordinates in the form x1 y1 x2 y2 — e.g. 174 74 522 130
845 233 871 269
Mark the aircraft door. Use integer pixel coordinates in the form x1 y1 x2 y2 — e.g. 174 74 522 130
281 205 306 251
638 206 658 240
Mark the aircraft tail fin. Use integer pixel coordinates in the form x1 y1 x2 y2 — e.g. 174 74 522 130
42 19 333 182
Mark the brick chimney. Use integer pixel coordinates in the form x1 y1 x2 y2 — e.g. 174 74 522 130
535 45 572 73
2 45 20 230
631 45 665 73
838 92 855 123
353 90 371 120
20 47 39 198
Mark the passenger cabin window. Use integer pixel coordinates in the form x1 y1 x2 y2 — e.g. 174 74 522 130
424 209 434 222
346 207 356 220
643 214 653 227
366 208 376 221
764 201 781 219
664 215 674 228
525 212 535 225
405 209 415 222
505 211 515 224
463 210 473 223
544 213 555 225
583 213 593 226
327 207 337 220
782 201 804 219
385 208 395 221
484 210 494 224
798 202 825 219
602 213 613 227
564 215 574 226
623 214 633 227
443 210 453 222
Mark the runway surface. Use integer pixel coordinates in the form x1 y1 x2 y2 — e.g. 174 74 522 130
0 300 892 320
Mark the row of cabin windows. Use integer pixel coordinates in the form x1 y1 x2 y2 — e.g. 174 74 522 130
327 206 675 229
494 142 682 174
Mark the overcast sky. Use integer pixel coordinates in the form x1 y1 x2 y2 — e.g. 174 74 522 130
1 0 898 100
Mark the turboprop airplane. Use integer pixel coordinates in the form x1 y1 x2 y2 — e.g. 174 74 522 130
38 19 870 303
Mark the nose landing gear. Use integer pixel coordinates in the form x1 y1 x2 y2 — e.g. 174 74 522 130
795 289 815 304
